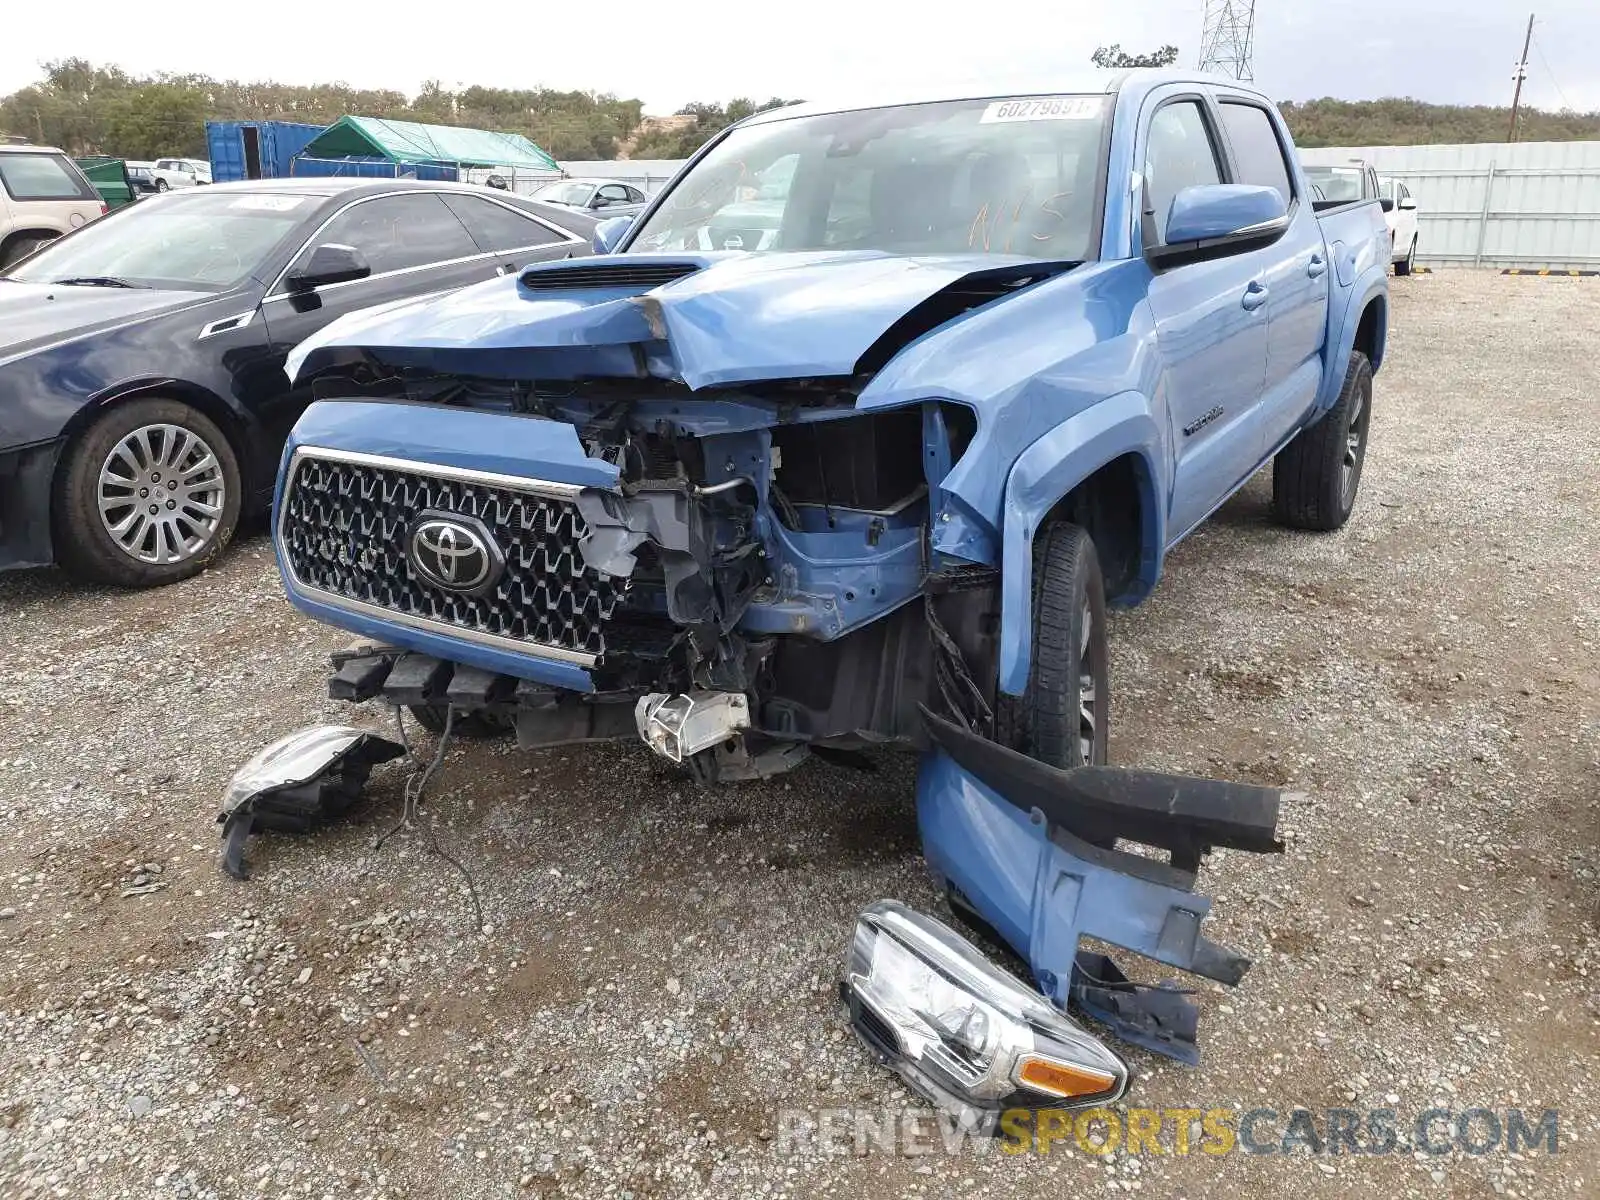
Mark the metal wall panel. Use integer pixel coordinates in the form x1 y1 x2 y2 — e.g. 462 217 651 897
1300 141 1600 270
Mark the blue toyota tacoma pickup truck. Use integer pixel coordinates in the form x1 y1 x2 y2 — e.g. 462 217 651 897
274 71 1389 784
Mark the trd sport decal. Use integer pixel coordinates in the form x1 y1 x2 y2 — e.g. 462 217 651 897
1183 406 1224 437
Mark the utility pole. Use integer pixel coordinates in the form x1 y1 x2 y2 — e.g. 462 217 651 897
1508 13 1534 143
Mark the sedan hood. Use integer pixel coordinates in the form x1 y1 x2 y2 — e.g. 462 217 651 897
289 251 1075 390
0 280 215 361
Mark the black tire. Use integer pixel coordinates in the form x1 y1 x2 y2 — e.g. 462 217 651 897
53 398 242 587
408 704 515 740
995 521 1109 769
1272 351 1373 532
1395 238 1416 276
154 179 169 192
1 234 55 270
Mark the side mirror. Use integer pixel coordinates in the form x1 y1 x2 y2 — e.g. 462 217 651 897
1398 197 1418 211
286 243 371 291
1151 184 1288 266
1378 197 1395 213
592 215 634 255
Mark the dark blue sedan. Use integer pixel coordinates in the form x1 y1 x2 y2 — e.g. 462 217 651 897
0 178 594 586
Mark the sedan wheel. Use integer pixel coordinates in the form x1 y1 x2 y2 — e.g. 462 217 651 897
98 423 227 565
54 397 242 588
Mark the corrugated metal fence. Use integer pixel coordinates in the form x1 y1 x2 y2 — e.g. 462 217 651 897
1300 141 1600 271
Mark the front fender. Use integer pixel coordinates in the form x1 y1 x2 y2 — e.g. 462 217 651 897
999 391 1165 696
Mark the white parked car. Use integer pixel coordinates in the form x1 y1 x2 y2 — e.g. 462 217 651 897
150 158 212 191
1379 175 1420 275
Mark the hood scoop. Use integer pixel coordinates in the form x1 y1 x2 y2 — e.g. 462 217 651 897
519 260 703 292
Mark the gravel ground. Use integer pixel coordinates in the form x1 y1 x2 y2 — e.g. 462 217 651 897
1 270 1596 1200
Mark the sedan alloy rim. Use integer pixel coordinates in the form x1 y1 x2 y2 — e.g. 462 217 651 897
97 423 226 565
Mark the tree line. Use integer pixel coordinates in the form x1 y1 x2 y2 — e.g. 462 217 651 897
2 59 1596 165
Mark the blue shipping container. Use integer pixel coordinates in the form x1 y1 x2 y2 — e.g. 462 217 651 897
207 121 325 183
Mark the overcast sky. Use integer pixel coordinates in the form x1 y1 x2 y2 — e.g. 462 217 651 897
4 0 1594 115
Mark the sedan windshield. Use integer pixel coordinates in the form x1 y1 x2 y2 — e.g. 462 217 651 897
629 95 1110 261
4 189 315 290
535 181 595 207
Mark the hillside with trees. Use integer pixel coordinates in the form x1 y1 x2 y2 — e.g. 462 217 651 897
3 60 1597 163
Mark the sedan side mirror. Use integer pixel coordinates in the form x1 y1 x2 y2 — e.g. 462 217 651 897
287 243 371 291
592 216 634 255
1398 197 1418 211
1150 184 1288 267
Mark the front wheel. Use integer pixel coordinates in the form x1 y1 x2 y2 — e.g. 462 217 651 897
1395 238 1417 276
995 521 1109 769
54 398 241 587
154 179 169 192
1272 350 1373 532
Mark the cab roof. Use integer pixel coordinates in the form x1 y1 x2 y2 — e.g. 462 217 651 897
737 69 1270 128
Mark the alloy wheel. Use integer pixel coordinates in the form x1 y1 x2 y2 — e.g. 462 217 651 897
1341 378 1370 505
1078 601 1102 764
97 423 227 565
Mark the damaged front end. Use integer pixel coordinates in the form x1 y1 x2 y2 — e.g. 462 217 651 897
275 252 1038 782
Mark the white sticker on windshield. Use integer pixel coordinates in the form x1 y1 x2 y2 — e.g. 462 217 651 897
980 96 1101 124
227 195 308 212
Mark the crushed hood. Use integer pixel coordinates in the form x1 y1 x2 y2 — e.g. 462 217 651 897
288 250 1074 390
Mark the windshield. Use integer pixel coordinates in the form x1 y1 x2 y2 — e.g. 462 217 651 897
536 181 594 207
1303 166 1364 204
629 95 1110 260
4 189 312 290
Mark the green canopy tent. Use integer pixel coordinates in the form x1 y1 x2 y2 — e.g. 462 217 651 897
293 116 561 183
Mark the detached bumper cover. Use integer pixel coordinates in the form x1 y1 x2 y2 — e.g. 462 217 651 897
916 709 1286 1065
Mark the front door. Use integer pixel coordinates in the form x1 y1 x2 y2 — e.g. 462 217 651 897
1140 96 1271 541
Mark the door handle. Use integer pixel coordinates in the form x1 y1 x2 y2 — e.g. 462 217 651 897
1307 254 1328 279
1241 281 1269 311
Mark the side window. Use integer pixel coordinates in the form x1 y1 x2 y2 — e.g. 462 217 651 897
0 152 99 202
1144 100 1224 244
439 194 567 252
292 194 478 278
1218 102 1293 205
596 184 631 206
626 186 645 203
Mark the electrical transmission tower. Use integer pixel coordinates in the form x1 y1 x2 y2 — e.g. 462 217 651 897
1197 0 1258 81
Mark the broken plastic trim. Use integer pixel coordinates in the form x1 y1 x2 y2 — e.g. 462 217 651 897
217 726 405 880
916 707 1287 1064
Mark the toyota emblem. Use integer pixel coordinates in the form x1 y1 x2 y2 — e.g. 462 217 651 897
407 512 504 596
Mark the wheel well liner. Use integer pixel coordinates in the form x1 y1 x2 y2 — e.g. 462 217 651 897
1352 294 1387 371
1043 452 1155 605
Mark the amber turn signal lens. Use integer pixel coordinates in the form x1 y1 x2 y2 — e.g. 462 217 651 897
1015 1054 1118 1099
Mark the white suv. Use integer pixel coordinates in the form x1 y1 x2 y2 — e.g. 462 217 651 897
150 158 212 191
0 144 107 269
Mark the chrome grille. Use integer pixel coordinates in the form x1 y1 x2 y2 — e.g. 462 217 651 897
279 451 623 662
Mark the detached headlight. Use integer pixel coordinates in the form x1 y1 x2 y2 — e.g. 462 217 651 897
841 900 1126 1121
217 725 405 880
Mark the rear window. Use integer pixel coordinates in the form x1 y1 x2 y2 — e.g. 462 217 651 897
0 152 99 202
